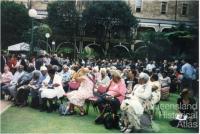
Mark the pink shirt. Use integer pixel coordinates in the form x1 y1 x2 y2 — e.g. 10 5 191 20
107 79 127 103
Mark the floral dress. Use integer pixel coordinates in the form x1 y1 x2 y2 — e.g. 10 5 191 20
66 75 94 107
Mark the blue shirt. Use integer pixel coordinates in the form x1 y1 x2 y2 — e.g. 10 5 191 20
39 74 48 84
60 71 71 83
181 63 195 79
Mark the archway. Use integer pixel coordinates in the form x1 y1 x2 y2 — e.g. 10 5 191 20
82 42 105 59
137 27 156 32
109 42 132 58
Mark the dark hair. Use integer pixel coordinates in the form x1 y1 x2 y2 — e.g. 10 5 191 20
27 66 35 73
151 74 158 81
48 68 56 75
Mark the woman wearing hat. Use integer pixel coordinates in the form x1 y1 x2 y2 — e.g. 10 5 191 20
65 68 95 116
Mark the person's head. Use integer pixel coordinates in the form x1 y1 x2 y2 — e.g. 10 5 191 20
48 68 56 79
4 65 10 73
112 70 121 83
63 65 69 72
27 64 35 73
40 66 48 76
162 71 167 78
100 68 107 77
71 65 79 72
11 54 16 59
52 65 59 72
32 70 41 80
181 59 186 64
93 66 99 73
18 65 24 72
78 67 90 77
180 88 190 98
138 72 149 84
53 54 57 58
127 71 134 80
150 74 158 82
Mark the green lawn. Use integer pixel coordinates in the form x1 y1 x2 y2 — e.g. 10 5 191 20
1 94 198 133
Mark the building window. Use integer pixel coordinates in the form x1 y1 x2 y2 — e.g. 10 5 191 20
182 3 188 16
135 0 142 13
161 2 167 14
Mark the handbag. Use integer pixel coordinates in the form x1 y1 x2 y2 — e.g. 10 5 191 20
59 102 70 116
97 84 107 94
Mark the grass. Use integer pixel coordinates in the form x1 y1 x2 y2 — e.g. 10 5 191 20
1 93 198 133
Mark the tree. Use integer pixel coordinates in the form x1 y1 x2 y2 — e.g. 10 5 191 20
23 23 52 50
134 31 172 60
1 1 31 49
47 1 79 40
82 1 138 41
164 23 198 61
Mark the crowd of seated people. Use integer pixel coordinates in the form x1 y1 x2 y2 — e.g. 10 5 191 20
0 51 198 132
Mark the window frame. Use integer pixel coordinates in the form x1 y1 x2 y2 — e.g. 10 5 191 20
160 1 168 15
181 3 188 16
135 0 143 13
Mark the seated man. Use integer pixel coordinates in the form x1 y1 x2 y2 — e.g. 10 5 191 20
16 70 40 107
59 65 71 92
1 65 25 100
14 64 35 105
30 66 48 109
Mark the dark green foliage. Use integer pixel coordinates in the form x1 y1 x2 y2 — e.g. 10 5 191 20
23 24 52 50
82 1 138 41
164 23 198 61
47 1 79 38
136 31 172 60
1 1 31 49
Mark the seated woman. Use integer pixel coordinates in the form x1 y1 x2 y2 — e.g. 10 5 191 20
120 72 152 133
149 74 161 105
65 68 95 116
67 65 81 91
125 70 138 94
159 71 171 100
95 68 110 94
92 66 101 84
0 65 13 99
95 70 126 123
170 88 197 129
39 68 65 113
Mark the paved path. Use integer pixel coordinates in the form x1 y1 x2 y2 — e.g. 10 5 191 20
0 100 11 114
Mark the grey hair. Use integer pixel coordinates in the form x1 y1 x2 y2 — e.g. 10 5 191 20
138 72 149 82
32 70 41 80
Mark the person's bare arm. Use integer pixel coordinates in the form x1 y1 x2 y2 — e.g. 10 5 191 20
75 76 85 83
